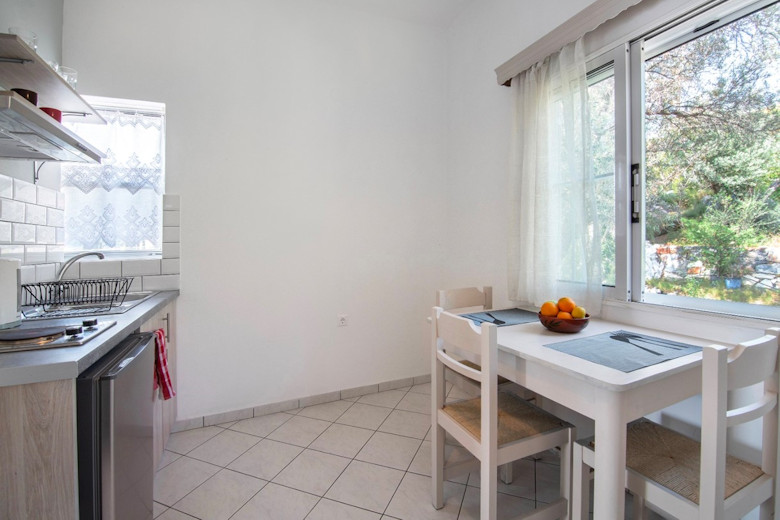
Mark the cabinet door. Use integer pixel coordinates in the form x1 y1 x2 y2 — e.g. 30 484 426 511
143 303 176 470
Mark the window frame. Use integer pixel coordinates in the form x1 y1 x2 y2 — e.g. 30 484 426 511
588 0 779 321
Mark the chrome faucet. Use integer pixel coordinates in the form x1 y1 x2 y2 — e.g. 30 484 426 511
56 251 105 282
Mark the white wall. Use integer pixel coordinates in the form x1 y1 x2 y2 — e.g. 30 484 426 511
63 0 451 418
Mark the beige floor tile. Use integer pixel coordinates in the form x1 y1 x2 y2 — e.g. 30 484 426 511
457 486 535 520
534 460 562 504
273 449 350 495
232 482 319 520
266 415 332 447
408 441 474 485
408 382 431 395
153 501 168 518
308 423 374 458
173 468 266 520
227 438 303 480
357 390 407 408
336 402 393 430
395 392 431 415
325 460 405 513
165 426 223 455
356 432 422 471
228 412 293 437
467 459 536 502
296 399 354 421
187 429 261 467
158 450 181 470
378 409 431 439
154 456 221 506
307 498 381 519
157 509 199 520
385 472 465 520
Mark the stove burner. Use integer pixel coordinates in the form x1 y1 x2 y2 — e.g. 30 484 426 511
0 320 117 354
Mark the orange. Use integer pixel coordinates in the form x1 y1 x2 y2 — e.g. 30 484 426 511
540 301 558 316
557 297 576 313
557 311 573 319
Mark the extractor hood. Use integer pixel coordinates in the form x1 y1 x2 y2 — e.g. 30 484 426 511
0 91 104 163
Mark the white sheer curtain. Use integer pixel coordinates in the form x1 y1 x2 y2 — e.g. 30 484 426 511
62 106 164 252
507 38 603 315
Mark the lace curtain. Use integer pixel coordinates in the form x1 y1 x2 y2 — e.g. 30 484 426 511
507 38 604 315
62 107 164 251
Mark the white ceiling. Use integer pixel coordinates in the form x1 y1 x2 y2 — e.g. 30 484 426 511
331 0 474 28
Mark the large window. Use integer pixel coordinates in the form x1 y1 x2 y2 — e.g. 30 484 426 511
62 97 165 253
591 0 779 319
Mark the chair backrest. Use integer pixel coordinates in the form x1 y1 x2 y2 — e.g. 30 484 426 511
699 327 780 518
436 286 492 311
431 307 498 391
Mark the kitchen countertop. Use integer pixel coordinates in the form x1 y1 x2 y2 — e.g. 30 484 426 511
0 290 178 387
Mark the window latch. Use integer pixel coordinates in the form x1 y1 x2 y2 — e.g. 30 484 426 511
631 164 640 223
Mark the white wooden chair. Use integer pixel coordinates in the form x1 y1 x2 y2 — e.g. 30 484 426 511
437 286 493 312
572 327 780 520
431 307 574 519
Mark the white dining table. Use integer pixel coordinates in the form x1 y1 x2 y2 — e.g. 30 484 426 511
493 316 712 520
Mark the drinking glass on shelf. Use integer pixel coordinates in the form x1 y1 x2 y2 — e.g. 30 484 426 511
59 67 78 90
8 27 37 52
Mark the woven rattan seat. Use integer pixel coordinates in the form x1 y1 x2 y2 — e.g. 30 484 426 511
442 391 568 446
626 418 764 504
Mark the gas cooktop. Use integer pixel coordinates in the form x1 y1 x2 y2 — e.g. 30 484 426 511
0 320 116 354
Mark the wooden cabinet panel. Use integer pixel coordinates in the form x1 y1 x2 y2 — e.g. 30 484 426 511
0 379 76 520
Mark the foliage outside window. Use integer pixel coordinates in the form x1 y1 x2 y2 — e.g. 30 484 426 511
643 4 779 309
62 97 165 253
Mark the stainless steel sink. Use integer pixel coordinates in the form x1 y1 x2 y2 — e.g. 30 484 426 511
21 291 157 320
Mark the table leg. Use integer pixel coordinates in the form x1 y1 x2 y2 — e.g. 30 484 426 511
593 393 626 520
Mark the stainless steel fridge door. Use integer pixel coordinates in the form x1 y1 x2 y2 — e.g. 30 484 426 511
100 333 155 520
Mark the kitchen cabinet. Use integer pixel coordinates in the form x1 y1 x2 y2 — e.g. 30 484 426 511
141 301 177 471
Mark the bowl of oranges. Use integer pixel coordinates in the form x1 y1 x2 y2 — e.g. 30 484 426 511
538 297 590 333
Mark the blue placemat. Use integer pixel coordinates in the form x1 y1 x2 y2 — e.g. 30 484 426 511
461 308 538 327
544 330 701 372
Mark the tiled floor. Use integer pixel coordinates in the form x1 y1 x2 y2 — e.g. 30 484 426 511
154 382 568 520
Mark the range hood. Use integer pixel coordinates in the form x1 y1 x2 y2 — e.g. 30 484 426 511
0 91 104 163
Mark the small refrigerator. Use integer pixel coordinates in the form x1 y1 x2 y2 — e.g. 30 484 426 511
77 332 155 520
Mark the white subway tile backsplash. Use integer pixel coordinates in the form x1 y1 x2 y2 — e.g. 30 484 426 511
56 192 65 210
79 259 122 278
0 222 10 243
0 245 25 262
56 228 65 245
36 226 56 244
0 199 25 223
37 186 58 208
162 210 180 226
35 263 56 282
13 179 36 203
161 258 180 275
122 258 161 276
24 245 46 264
12 223 35 244
163 194 180 211
47 208 64 228
58 263 80 280
46 245 64 263
162 226 180 243
162 242 180 259
128 277 143 292
142 274 179 291
19 265 35 284
0 176 12 199
25 204 46 225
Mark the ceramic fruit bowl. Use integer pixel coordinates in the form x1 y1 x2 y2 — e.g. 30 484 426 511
538 312 590 333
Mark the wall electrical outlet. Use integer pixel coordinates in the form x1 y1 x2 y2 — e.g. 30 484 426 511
338 314 348 327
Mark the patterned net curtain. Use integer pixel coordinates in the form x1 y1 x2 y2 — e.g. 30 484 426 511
62 106 164 251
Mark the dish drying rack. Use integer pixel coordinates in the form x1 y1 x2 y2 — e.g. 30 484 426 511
21 277 134 312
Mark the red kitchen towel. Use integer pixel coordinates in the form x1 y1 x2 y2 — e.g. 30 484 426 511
154 328 176 400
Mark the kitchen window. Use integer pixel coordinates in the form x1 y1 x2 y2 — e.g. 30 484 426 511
591 0 779 319
62 96 165 253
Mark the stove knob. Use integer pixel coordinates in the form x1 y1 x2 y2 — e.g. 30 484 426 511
65 326 83 336
82 318 98 328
